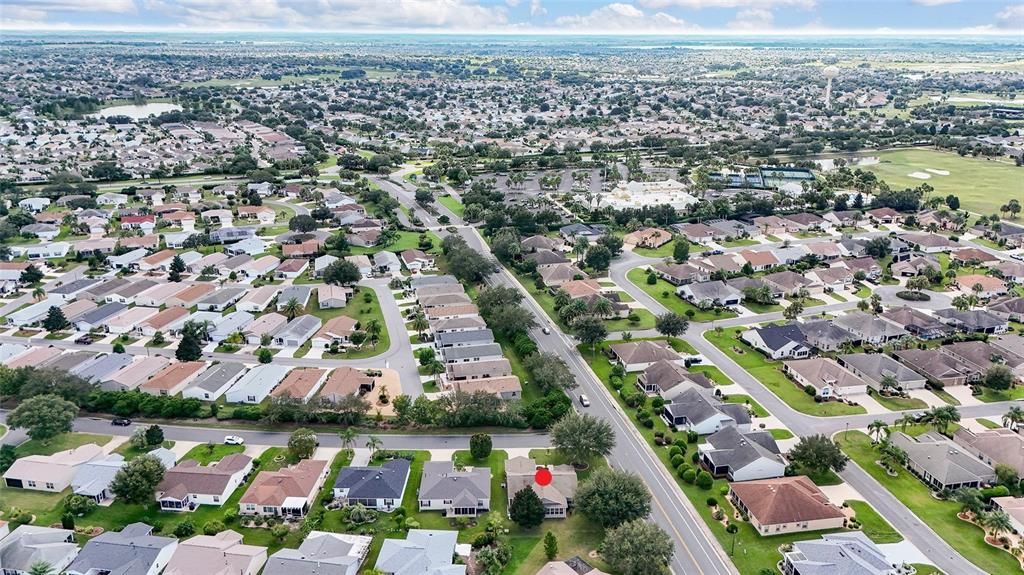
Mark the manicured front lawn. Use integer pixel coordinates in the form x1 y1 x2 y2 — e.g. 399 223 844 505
180 443 245 464
839 430 1019 574
718 237 758 248
113 440 176 460
347 231 442 256
976 418 1001 429
853 283 871 298
626 267 738 322
930 388 961 406
16 432 112 457
722 394 769 418
741 301 784 314
846 500 902 544
703 328 866 416
768 428 794 440
868 390 929 411
976 385 1024 403
632 241 678 258
312 287 390 359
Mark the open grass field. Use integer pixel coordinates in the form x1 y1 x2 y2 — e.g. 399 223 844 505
845 500 902 544
437 195 465 218
347 230 442 256
839 431 1019 575
16 432 112 457
859 149 1023 216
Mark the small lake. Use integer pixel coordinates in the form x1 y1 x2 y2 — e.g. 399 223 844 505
90 102 182 120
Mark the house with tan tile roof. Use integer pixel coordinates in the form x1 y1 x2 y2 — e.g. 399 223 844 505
140 361 207 396
164 531 267 575
728 476 846 536
139 306 190 337
103 356 171 392
506 456 577 519
271 368 329 402
623 227 672 248
319 367 375 403
239 459 329 518
157 454 254 511
312 316 360 349
454 376 522 399
139 249 179 271
167 283 217 308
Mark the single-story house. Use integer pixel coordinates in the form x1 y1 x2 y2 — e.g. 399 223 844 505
225 364 292 404
157 454 254 512
728 476 846 536
417 461 490 517
239 459 329 518
699 426 787 482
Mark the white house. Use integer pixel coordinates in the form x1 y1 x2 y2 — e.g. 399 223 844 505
225 364 291 404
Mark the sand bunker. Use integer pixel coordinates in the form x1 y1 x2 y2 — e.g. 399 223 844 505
908 171 931 179
925 168 950 176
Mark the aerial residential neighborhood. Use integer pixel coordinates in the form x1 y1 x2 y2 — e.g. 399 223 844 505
0 6 1022 575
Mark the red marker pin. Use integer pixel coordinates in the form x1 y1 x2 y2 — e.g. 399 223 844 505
535 468 553 487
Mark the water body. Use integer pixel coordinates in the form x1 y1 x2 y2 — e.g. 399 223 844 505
89 103 181 120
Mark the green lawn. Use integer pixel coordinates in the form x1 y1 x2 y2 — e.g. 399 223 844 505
931 388 961 406
853 283 872 298
722 394 769 418
632 241 678 258
741 301 784 314
768 428 794 440
838 430 1019 575
312 287 390 360
860 148 1023 216
347 231 443 256
868 390 929 411
437 195 465 218
825 291 847 302
16 433 112 457
703 328 866 416
976 385 1024 403
512 269 657 331
577 340 852 575
846 500 903 544
976 418 1001 429
718 237 759 248
113 440 175 460
180 443 245 464
626 267 738 322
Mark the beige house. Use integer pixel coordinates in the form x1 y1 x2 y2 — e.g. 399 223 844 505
239 459 329 518
782 357 868 399
505 457 577 519
164 531 267 575
728 476 846 536
3 443 105 492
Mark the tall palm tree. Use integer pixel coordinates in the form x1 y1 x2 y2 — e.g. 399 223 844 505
953 487 985 516
1003 406 1024 431
428 360 445 387
878 440 907 472
410 313 429 341
365 435 382 455
281 297 303 320
591 296 614 319
867 420 888 443
552 289 571 310
31 287 45 301
338 428 357 450
895 413 915 432
364 320 382 349
924 405 961 435
572 237 589 263
980 509 1013 539
879 375 899 395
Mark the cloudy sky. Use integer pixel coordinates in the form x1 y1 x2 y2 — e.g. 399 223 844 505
2 0 1022 34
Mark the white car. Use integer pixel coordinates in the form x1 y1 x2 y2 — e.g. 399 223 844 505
579 394 591 408
223 435 245 445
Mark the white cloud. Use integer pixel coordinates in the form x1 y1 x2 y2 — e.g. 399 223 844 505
505 0 520 5
530 0 546 16
555 2 698 32
4 0 136 13
639 0 814 9
728 7 773 29
912 0 960 5
998 4 1024 28
140 0 509 30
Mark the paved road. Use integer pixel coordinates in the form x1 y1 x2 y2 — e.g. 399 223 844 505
0 410 551 451
457 227 737 575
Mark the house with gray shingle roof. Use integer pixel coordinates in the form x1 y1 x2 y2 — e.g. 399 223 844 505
417 461 490 517
71 453 126 503
661 387 751 435
891 431 996 491
699 426 787 482
838 353 927 391
0 525 79 574
332 458 411 512
782 532 894 575
182 362 248 401
375 530 464 575
833 311 908 345
65 523 177 575
264 531 372 575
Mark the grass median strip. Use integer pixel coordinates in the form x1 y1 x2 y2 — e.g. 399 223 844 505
839 430 1019 574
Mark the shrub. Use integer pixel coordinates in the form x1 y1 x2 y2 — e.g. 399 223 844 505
691 451 700 464
669 445 683 458
670 454 686 467
223 508 238 524
270 524 290 540
804 385 816 396
61 512 75 530
677 464 691 478
472 532 496 548
174 519 196 538
696 471 714 490
64 494 98 515
204 521 226 535
687 431 698 444
706 497 718 507
682 469 696 484
610 376 623 390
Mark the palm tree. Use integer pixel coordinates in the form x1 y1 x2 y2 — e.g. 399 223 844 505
867 420 888 443
558 299 588 325
552 289 571 310
28 562 54 575
281 297 303 320
1003 406 1024 431
365 435 382 455
31 287 45 301
895 413 915 432
364 320 382 349
591 296 614 319
428 360 445 387
980 509 1013 539
879 375 899 395
877 439 907 472
572 237 589 263
338 428 357 450
410 314 429 341
924 405 961 435
953 487 985 516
